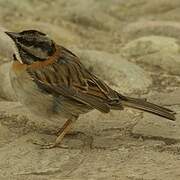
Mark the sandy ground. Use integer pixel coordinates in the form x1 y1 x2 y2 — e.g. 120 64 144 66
0 0 180 179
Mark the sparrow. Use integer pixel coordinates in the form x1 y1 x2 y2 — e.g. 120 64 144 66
5 30 176 148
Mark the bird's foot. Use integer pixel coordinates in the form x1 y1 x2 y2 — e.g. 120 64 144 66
32 141 68 149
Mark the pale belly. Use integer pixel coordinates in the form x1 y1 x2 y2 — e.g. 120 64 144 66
9 67 91 120
10 68 57 119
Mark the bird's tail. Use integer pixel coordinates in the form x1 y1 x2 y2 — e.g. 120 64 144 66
119 96 176 121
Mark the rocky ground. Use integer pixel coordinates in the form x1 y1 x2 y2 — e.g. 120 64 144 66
0 0 180 179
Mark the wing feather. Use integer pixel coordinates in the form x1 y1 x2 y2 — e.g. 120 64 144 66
27 45 122 113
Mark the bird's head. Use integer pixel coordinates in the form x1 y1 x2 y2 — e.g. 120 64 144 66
5 30 55 64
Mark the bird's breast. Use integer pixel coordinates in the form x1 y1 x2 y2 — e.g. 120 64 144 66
10 61 55 118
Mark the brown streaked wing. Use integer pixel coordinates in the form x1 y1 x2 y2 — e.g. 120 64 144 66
27 45 122 113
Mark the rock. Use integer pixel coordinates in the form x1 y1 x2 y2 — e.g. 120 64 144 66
121 35 180 75
122 21 180 43
0 124 17 147
0 133 83 178
0 26 15 60
0 101 69 136
108 0 180 22
146 88 180 106
122 36 179 58
132 91 180 141
75 49 152 94
0 62 16 100
0 26 19 101
132 112 180 141
0 0 180 179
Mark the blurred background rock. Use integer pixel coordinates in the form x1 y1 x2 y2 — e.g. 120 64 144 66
0 1 180 180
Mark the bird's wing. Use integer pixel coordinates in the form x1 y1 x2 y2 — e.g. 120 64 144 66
27 45 124 113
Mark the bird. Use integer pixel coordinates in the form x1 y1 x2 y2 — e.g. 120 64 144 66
5 30 176 149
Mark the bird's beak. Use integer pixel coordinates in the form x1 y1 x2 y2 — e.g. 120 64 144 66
5 31 20 41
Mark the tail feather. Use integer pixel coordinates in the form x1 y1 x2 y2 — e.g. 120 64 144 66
120 96 176 121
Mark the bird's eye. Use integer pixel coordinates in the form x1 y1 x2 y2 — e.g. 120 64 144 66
13 54 18 61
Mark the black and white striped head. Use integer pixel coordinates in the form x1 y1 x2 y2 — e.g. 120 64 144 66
5 30 55 64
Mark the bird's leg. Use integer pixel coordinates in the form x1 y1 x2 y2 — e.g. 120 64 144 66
53 119 73 147
34 118 76 149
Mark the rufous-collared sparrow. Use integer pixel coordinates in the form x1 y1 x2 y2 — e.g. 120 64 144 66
5 30 176 148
